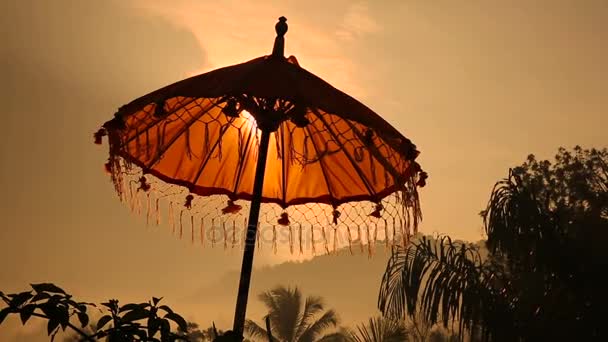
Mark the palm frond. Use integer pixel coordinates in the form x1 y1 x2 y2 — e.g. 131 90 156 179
350 316 408 342
378 236 497 339
245 319 280 342
295 296 325 340
298 309 339 342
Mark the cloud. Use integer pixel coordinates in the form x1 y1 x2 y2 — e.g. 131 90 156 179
335 2 381 41
127 0 381 99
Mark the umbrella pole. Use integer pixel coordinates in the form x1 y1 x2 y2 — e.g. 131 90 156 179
233 127 271 338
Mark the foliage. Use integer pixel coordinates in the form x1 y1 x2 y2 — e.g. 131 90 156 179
378 146 608 341
0 283 190 342
349 316 407 342
244 286 345 342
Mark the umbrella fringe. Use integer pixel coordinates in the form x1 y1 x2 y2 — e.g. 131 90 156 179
311 226 316 255
384 219 389 251
298 224 303 254
223 221 228 250
211 218 216 247
146 193 151 227
332 228 338 255
256 224 261 250
322 226 329 255
168 202 175 234
179 210 184 239
358 225 364 254
232 220 237 249
272 225 277 254
155 198 161 226
191 215 195 244
347 226 353 255
289 225 293 255
200 217 205 247
366 224 372 258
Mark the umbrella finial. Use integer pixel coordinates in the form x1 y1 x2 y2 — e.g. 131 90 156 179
272 16 288 57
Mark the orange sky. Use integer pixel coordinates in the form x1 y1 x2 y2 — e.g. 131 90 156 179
1 0 607 340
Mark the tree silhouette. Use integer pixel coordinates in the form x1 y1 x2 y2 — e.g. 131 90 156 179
378 146 608 341
349 316 407 342
244 286 345 342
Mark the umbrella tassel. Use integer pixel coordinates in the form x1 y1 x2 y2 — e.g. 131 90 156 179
299 224 303 255
200 217 205 247
289 226 293 255
136 192 142 216
332 228 338 255
311 226 316 255
322 226 329 255
211 218 216 247
347 226 353 255
155 198 161 226
391 217 397 249
191 215 195 245
358 225 364 254
232 220 237 249
384 219 389 250
272 225 277 254
366 225 372 258
223 221 228 250
129 183 135 212
146 194 151 227
400 217 407 247
179 210 184 239
169 202 175 234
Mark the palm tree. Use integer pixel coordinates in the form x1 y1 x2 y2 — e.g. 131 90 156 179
350 316 408 342
245 286 345 342
378 147 608 341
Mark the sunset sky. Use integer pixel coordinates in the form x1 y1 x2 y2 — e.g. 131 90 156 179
1 0 607 340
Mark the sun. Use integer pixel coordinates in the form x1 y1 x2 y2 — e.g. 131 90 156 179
240 109 258 129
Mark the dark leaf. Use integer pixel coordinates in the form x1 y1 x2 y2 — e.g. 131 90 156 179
58 306 70 331
164 312 188 332
77 312 89 328
97 315 112 330
0 307 12 325
152 297 163 306
158 305 174 314
47 319 60 336
30 292 51 302
148 317 161 337
31 283 66 295
10 291 33 308
160 319 171 337
136 329 148 340
19 304 36 325
119 303 142 313
121 308 149 322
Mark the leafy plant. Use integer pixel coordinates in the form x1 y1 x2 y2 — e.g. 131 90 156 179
0 283 190 342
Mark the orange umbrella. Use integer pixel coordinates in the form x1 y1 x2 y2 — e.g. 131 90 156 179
95 16 427 339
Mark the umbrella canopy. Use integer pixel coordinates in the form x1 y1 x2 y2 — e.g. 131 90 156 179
101 55 423 209
95 16 427 339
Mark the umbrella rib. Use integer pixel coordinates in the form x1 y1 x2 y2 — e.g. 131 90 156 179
123 97 199 146
304 124 336 207
311 110 378 201
144 104 212 169
232 124 255 195
280 123 288 206
191 119 234 187
342 119 406 185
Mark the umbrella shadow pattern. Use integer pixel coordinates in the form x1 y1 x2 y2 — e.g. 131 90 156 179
94 16 427 339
